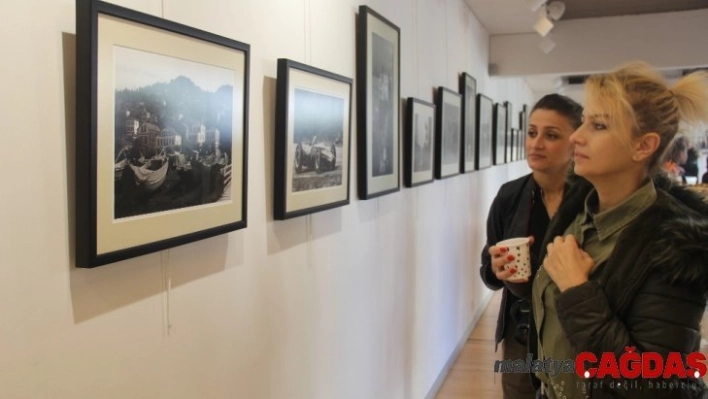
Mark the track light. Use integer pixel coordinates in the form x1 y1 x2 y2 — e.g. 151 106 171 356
526 0 546 12
534 14 554 37
546 1 566 21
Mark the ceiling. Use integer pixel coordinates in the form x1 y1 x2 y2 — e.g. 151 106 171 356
465 0 708 101
466 0 708 35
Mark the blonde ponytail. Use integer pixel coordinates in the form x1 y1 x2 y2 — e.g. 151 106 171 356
671 70 708 127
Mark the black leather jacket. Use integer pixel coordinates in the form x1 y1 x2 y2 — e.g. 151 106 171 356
479 173 542 348
512 175 708 398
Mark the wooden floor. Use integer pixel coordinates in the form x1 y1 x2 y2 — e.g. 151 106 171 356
435 290 708 399
435 291 504 398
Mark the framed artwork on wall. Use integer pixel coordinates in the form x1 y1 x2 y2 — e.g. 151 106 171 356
475 94 493 170
435 87 462 179
505 101 513 163
273 59 352 220
516 128 524 161
493 102 507 165
404 98 435 187
356 5 401 199
459 73 477 173
508 128 516 162
75 0 250 267
520 104 528 160
519 104 528 137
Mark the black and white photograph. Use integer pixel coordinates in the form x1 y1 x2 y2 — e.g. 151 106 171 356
505 101 513 163
459 73 477 173
476 94 493 169
113 46 234 219
75 0 249 267
371 33 395 177
292 89 344 191
274 59 352 220
435 87 462 179
356 5 400 199
516 127 524 161
493 102 507 165
519 104 528 160
404 98 435 187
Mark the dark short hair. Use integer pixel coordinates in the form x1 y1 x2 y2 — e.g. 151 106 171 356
531 94 584 129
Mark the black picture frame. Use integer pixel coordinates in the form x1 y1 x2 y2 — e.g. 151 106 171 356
404 98 435 187
505 101 513 163
76 0 250 267
516 128 524 161
435 87 462 179
509 128 516 162
520 104 528 160
475 94 493 170
356 5 401 199
493 102 507 165
459 73 477 173
274 59 353 220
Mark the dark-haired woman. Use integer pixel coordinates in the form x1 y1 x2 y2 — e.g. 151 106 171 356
480 93 583 399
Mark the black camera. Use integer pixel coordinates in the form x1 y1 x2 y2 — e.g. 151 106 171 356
510 299 531 345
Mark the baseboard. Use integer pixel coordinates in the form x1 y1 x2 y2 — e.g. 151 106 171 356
424 290 495 399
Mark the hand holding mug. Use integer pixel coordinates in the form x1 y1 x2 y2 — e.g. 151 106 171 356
489 236 534 283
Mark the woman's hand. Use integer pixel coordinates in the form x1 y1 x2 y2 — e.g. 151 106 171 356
489 236 534 283
543 235 594 292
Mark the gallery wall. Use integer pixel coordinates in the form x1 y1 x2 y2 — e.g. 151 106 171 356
0 0 534 398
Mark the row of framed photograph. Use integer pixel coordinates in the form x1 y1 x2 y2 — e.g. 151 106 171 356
75 1 528 267
275 7 529 219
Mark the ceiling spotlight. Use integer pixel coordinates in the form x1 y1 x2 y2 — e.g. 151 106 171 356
526 0 546 12
534 14 554 37
538 36 556 54
546 1 566 21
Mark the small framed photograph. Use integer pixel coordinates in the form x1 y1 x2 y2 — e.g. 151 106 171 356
519 104 528 159
356 5 401 199
493 102 507 165
476 94 493 170
508 128 516 162
404 98 435 187
519 104 528 136
435 87 462 179
75 0 250 267
516 128 524 161
459 73 477 173
273 59 352 220
505 101 513 163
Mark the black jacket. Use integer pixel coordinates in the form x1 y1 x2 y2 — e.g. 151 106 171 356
518 175 708 398
479 174 541 348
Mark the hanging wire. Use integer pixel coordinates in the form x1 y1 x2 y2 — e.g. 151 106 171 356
161 250 173 337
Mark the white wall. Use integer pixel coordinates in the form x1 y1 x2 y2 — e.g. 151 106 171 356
0 0 533 398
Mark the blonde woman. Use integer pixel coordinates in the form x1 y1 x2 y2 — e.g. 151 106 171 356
509 62 708 398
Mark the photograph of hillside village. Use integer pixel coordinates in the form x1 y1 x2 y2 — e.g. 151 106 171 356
112 46 236 219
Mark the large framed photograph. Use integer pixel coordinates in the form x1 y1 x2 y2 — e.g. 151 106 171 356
356 5 400 199
435 87 462 179
75 0 249 267
493 103 507 165
404 98 435 187
459 73 477 173
476 94 493 170
274 59 352 219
